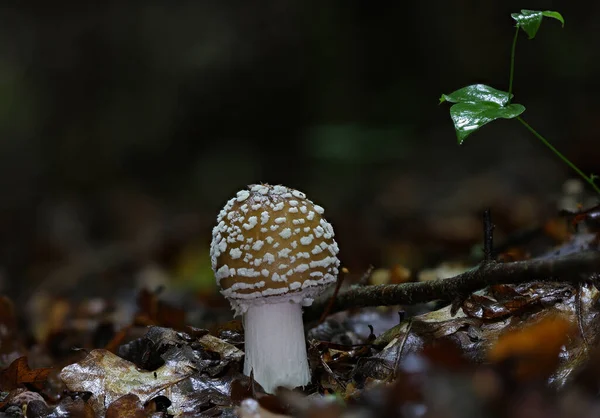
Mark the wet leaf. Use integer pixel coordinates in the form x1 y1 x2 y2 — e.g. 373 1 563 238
106 394 147 418
511 9 565 39
489 284 523 301
440 84 513 106
59 348 195 416
45 396 96 418
198 333 244 366
172 371 248 416
440 84 526 143
118 326 243 376
462 283 574 320
462 293 530 320
3 388 47 409
215 320 244 346
61 326 248 416
308 308 398 345
359 280 590 386
449 102 526 144
488 314 575 382
0 356 54 391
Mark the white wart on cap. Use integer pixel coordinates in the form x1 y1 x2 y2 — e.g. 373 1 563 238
209 183 340 393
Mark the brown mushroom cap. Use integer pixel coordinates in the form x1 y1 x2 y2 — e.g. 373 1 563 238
210 184 340 310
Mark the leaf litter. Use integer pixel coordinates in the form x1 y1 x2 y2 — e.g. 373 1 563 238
2 211 600 416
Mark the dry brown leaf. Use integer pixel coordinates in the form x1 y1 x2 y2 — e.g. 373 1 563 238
0 356 54 391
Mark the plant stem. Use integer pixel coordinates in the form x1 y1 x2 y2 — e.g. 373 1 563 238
507 26 520 103
517 117 600 195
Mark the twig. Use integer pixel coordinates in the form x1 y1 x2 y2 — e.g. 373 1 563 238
391 318 412 381
575 283 589 349
318 269 347 324
304 250 600 322
357 265 375 286
483 208 495 262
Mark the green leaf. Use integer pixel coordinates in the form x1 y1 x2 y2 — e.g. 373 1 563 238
511 10 542 39
511 9 564 39
449 102 526 144
542 11 565 27
440 84 512 106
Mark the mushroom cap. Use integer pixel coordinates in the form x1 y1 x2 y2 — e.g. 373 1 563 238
210 184 340 314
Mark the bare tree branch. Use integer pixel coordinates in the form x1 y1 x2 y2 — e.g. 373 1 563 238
304 250 600 322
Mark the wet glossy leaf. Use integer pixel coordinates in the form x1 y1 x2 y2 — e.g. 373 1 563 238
440 84 513 106
198 333 244 366
3 389 47 410
439 84 526 144
61 325 250 416
462 294 509 319
46 396 96 418
449 102 526 144
0 356 54 391
216 320 244 346
106 394 147 418
174 371 247 416
462 293 532 320
59 349 196 416
489 284 524 301
488 314 575 381
511 9 565 39
542 11 565 26
118 326 243 376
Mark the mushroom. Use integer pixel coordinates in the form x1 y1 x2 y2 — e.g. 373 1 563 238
209 183 340 393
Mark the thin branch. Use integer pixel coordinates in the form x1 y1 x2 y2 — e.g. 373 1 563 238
575 283 590 349
357 265 375 286
483 208 495 262
319 270 347 324
304 250 600 322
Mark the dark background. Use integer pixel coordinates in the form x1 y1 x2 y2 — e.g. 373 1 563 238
0 1 598 319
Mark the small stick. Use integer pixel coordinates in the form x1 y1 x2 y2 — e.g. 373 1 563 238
318 269 347 324
483 208 495 262
357 265 375 286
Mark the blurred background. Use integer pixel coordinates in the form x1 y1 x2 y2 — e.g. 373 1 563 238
0 1 598 331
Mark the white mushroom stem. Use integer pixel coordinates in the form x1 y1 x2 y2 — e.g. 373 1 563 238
243 301 310 393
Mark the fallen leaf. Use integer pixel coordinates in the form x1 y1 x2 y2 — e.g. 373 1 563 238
61 326 248 416
106 394 148 418
119 326 244 376
47 396 96 418
0 356 54 391
59 348 195 416
488 314 575 382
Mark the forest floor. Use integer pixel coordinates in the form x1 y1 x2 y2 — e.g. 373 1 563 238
2 184 600 418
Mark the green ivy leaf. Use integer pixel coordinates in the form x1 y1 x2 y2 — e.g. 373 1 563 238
449 102 526 144
511 10 565 39
541 11 565 27
440 84 513 106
